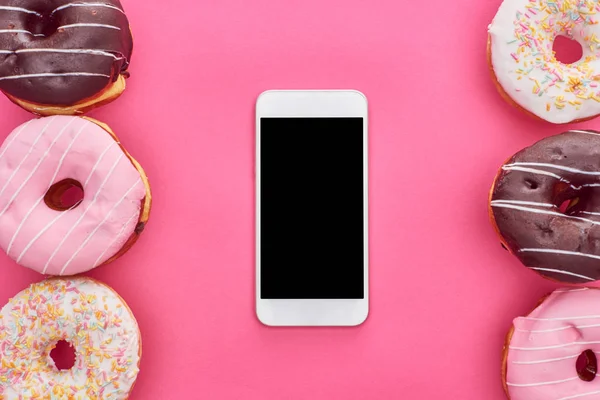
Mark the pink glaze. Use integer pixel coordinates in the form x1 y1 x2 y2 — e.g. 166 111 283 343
0 116 146 275
507 288 600 400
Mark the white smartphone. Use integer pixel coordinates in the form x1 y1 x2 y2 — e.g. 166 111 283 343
255 90 369 326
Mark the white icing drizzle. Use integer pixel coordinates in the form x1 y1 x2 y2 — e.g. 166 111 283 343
501 165 583 190
13 48 122 59
17 205 69 264
0 118 55 199
83 141 118 187
17 141 118 265
510 341 600 351
520 248 600 262
51 2 125 14
491 203 600 225
42 153 124 274
0 72 110 81
558 391 600 400
491 199 556 207
0 120 32 161
505 162 600 176
59 177 141 275
92 209 139 268
507 376 579 387
512 353 582 365
0 118 77 221
516 323 600 334
582 211 600 216
6 121 89 255
522 315 600 322
529 267 595 281
0 6 41 16
0 29 45 37
58 23 121 31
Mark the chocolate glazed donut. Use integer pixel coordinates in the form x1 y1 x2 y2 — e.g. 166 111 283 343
490 130 600 284
0 0 132 114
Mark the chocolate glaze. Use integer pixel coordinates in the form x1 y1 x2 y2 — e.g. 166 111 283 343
0 0 132 105
491 130 600 283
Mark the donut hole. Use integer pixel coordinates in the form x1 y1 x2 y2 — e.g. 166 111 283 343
577 349 598 382
525 179 539 190
559 198 576 213
24 8 59 37
556 194 582 215
44 179 84 211
50 340 76 371
553 35 583 64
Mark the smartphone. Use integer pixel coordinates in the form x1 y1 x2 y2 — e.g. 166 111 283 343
255 90 368 326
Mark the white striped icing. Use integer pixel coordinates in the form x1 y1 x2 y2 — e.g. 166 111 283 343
0 29 45 37
519 248 600 262
0 118 77 221
512 354 583 365
0 118 55 199
83 141 118 187
0 6 41 16
42 153 125 274
529 267 595 281
92 209 139 268
58 23 120 31
0 72 110 81
581 211 600 216
501 165 584 190
559 391 600 400
13 48 122 59
6 121 89 256
516 323 600 334
0 120 32 161
51 2 125 14
59 177 141 275
522 315 600 322
490 203 600 225
16 140 118 265
505 162 600 176
510 341 600 351
490 199 556 208
507 377 580 387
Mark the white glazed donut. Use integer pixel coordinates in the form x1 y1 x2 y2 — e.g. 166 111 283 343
0 277 141 399
488 0 600 123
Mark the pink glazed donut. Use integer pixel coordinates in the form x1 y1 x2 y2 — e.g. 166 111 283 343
504 287 600 400
0 116 151 275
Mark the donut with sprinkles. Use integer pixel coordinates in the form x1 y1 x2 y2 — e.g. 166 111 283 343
488 0 600 124
503 287 600 400
0 0 133 115
490 130 600 283
0 115 151 276
0 277 141 399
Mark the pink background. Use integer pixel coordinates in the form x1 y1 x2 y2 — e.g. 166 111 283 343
0 0 596 398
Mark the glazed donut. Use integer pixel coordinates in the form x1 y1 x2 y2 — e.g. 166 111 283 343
0 0 132 115
0 115 151 276
502 287 600 400
488 0 600 124
0 277 141 399
489 129 600 284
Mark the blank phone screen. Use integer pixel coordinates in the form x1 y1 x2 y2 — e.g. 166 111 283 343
259 118 365 299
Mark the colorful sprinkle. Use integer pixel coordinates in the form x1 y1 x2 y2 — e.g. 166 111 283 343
0 278 140 399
